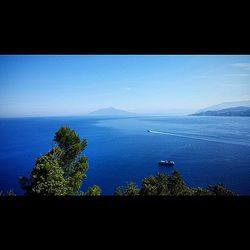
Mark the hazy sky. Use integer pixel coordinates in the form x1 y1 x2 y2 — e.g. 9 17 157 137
0 55 250 117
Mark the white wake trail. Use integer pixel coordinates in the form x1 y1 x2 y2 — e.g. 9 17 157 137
148 130 250 147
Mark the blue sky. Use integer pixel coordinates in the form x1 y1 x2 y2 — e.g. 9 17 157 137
0 55 250 117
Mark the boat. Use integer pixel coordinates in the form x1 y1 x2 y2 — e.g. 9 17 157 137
158 160 175 166
148 130 152 132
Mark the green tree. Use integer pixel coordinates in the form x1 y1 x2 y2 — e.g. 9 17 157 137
115 171 236 196
115 182 140 196
19 153 68 195
207 184 235 196
139 171 189 195
189 187 213 196
140 173 170 195
53 127 88 194
19 127 93 196
86 185 102 196
167 170 189 195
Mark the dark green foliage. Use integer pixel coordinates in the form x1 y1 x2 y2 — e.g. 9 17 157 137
207 184 236 196
140 174 170 195
7 190 16 196
86 185 102 196
114 187 123 196
167 170 189 195
53 127 89 194
189 188 213 196
115 171 236 196
0 190 16 196
139 171 189 195
54 127 87 167
19 153 68 195
115 182 140 196
19 127 92 196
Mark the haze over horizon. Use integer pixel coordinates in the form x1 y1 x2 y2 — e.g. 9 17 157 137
0 55 250 117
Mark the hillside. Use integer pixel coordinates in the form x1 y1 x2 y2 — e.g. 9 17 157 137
197 100 250 113
191 106 250 117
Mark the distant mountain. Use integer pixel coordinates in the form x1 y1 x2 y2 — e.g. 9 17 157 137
197 100 250 113
89 107 135 116
191 106 250 117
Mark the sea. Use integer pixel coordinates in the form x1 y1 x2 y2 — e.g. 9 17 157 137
0 115 250 195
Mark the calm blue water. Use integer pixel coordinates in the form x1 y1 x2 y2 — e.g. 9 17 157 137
0 115 250 195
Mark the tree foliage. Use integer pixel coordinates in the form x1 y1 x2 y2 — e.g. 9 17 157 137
0 190 16 196
19 127 98 196
115 182 140 196
86 185 102 196
115 171 236 196
20 153 68 195
207 184 235 196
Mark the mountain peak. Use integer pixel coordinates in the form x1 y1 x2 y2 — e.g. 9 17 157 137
89 107 135 116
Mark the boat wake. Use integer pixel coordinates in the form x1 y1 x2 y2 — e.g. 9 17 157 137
148 130 250 147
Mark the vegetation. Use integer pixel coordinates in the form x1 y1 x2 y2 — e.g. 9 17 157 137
115 182 140 196
86 185 102 196
115 171 236 196
19 127 101 196
0 190 16 196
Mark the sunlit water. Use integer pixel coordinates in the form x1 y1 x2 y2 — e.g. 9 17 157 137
0 115 250 195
